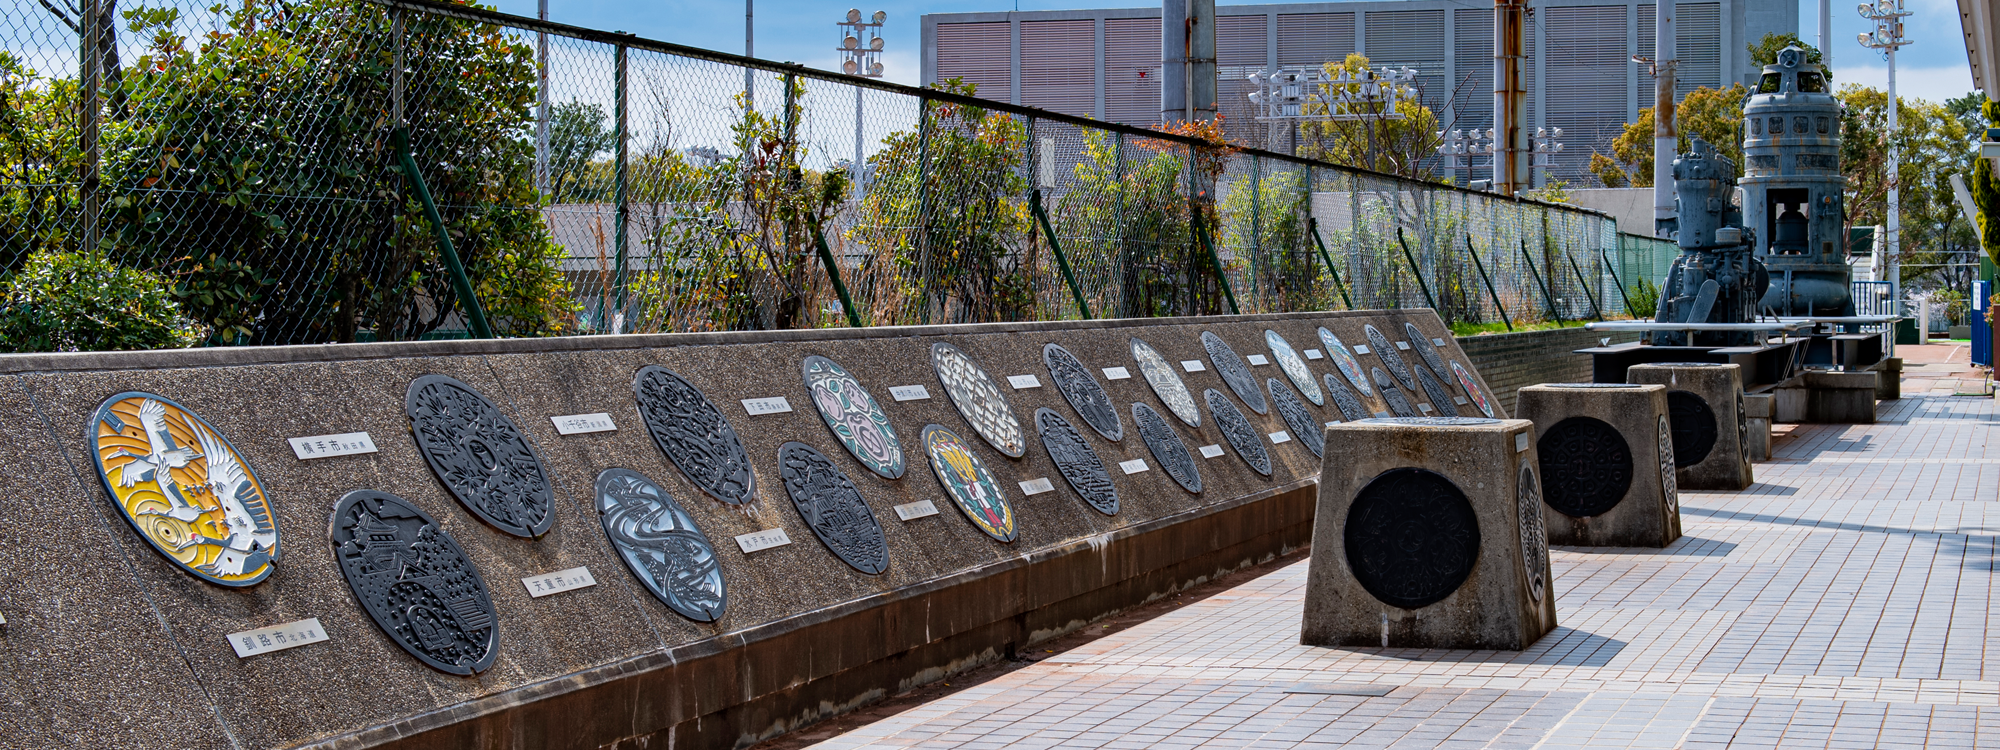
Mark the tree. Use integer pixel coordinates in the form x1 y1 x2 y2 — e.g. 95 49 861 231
545 101 613 202
1975 99 2000 266
1839 85 1978 288
1747 34 1825 69
1298 54 1444 181
1588 85 1750 187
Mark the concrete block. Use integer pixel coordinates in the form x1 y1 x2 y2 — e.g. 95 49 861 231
1516 384 1680 547
1742 394 1772 462
1876 357 1902 401
1627 363 1753 491
1303 417 1558 650
1781 370 1878 423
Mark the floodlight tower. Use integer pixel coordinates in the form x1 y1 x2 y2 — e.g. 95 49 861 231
1857 0 1910 313
838 9 887 197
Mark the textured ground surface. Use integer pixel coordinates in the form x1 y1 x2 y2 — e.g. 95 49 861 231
819 378 2000 748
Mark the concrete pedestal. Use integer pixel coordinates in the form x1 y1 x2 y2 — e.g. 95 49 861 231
1302 417 1558 650
1774 371 1878 424
1627 363 1753 491
1743 393 1772 462
1516 384 1681 547
1876 358 1902 401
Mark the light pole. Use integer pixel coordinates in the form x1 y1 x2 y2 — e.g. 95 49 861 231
838 9 887 198
1859 0 1911 314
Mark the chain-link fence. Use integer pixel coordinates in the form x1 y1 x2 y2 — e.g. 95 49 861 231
1 0 1675 349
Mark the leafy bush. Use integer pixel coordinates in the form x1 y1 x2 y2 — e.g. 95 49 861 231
0 250 203 352
1627 277 1661 319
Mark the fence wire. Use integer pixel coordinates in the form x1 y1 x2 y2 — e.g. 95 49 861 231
1 0 1673 349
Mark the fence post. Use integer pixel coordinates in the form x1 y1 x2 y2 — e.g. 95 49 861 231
1250 154 1261 309
813 226 864 328
1520 239 1562 322
1195 213 1241 315
395 129 494 339
1565 251 1605 321
1308 218 1354 310
612 43 630 332
78 0 101 253
1395 227 1440 313
1032 189 1092 319
1601 249 1635 315
1463 234 1512 331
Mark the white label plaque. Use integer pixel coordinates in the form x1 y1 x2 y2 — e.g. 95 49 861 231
551 413 616 435
288 432 377 460
1418 403 1434 413
1455 396 1469 406
1198 444 1225 459
1019 477 1055 495
893 499 940 521
1354 345 1371 354
229 618 328 658
889 384 931 401
1119 458 1150 474
1007 374 1043 389
1246 354 1269 366
741 396 793 415
1181 360 1207 372
1432 337 1447 346
1395 341 1412 350
1516 433 1531 452
1304 349 1325 360
736 528 793 553
1373 411 1391 418
522 566 596 598
1268 430 1292 444
1102 366 1132 380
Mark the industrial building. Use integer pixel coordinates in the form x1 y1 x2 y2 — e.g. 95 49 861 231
921 1 1796 186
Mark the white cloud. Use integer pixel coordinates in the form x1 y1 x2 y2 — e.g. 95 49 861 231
1836 63 1978 104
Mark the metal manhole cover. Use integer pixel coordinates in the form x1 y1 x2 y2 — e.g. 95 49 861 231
331 489 498 675
1203 331 1268 415
1134 402 1202 494
1343 468 1480 610
1205 389 1272 477
1665 390 1718 467
1405 322 1449 376
933 343 1027 458
406 374 554 538
1374 368 1417 417
1045 343 1123 441
1537 416 1632 518
1269 378 1326 459
1366 324 1416 391
1323 373 1369 422
1266 329 1324 406
921 424 1017 543
1450 361 1496 418
1036 408 1119 515
1415 365 1461 418
803 355 904 480
595 468 727 622
1318 327 1375 397
1657 415 1679 515
1517 464 1549 603
634 366 757 506
777 442 890 574
1131 337 1201 428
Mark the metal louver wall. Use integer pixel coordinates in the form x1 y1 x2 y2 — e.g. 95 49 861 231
936 22 1012 101
1637 4 1725 96
1021 20 1097 117
1217 15 1269 139
1364 10 1448 110
1544 5 1628 180
1454 7 1493 129
1105 17 1160 125
1277 13 1356 66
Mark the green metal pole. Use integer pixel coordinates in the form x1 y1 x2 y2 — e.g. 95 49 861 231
1196 213 1241 315
1308 218 1354 309
612 43 630 331
394 128 492 339
1032 189 1093 319
1464 234 1512 332
1395 227 1439 312
1601 249 1635 316
813 226 864 328
1520 239 1562 322
1565 251 1605 322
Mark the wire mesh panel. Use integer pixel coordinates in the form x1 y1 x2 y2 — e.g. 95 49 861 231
0 0 1669 353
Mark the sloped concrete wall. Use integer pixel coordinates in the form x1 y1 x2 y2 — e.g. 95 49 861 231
1457 327 1642 414
0 310 1495 750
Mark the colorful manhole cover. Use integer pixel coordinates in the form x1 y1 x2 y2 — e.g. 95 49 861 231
922 424 1017 543
1266 329 1324 406
90 392 278 586
1131 337 1201 428
804 355 904 480
1317 327 1374 398
932 342 1026 458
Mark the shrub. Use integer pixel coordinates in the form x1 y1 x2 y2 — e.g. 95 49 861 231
0 250 204 352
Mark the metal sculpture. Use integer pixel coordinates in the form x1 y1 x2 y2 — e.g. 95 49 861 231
1652 137 1770 347
1414 365 1462 417
1322 373 1369 422
1449 361 1496 418
1317 327 1375 397
1130 337 1201 427
1515 465 1548 603
1133 402 1202 494
1744 46 1851 317
634 366 757 506
932 342 1026 458
776 442 890 575
921 424 1017 542
1044 343 1123 441
89 392 279 586
595 468 727 622
1268 378 1326 459
405 374 554 538
803 355 904 480
1536 416 1633 518
330 489 498 675
1343 467 1480 609
1205 389 1272 477
1202 331 1268 415
1365 325 1416 390
1265 329 1324 406
1035 408 1119 515
1373 368 1417 417
1665 391 1718 467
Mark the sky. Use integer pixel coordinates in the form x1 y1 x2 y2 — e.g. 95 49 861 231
483 0 1980 103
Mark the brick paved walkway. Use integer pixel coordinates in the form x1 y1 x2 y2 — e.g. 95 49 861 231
820 393 2000 749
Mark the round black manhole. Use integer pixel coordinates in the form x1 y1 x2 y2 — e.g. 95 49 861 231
1343 468 1481 610
1665 390 1718 467
1537 416 1634 518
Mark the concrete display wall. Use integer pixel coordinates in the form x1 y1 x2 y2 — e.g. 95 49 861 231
1457 327 1643 414
0 310 1498 750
